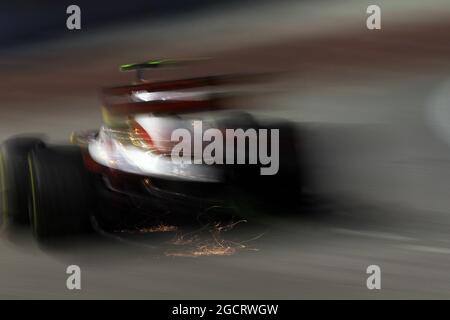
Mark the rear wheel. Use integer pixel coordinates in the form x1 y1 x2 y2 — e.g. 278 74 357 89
28 145 94 240
228 121 303 214
0 137 44 232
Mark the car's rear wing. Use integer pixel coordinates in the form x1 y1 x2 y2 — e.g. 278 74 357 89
102 73 266 96
100 59 270 118
119 58 209 82
101 75 242 116
104 95 235 115
119 58 207 71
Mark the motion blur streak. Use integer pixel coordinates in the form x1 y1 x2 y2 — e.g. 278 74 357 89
2 0 450 299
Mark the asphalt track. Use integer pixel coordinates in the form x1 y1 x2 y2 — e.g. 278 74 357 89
2 0 450 299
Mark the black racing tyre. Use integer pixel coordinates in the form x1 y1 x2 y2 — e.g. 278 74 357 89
28 145 94 239
0 137 44 230
227 120 302 213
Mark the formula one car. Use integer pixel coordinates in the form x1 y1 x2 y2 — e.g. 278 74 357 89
0 59 301 241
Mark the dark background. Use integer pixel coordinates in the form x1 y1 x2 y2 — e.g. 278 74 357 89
0 0 262 49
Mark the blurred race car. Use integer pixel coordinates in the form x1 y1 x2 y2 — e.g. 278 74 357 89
0 59 301 241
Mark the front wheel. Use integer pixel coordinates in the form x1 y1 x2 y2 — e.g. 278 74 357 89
28 145 94 240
